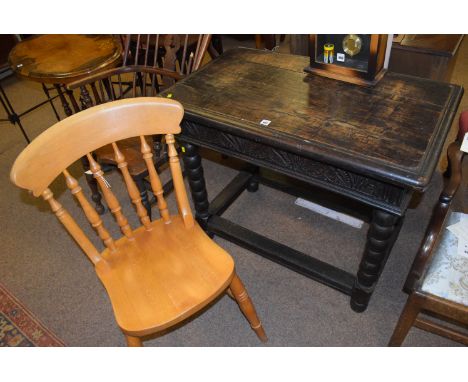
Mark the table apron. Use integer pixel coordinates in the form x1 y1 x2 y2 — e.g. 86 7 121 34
180 119 411 216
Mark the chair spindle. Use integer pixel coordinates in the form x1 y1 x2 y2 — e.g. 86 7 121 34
132 35 141 97
180 35 189 74
90 82 102 105
63 170 117 252
166 134 194 228
122 34 131 66
192 35 211 72
112 142 152 230
86 153 134 239
187 52 194 75
193 35 203 71
140 136 171 223
79 85 93 109
42 188 102 264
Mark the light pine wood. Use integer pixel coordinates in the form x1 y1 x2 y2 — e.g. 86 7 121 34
87 153 134 240
96 216 235 336
112 142 151 230
63 170 117 253
140 135 171 223
166 134 194 228
41 188 102 265
126 335 143 347
10 98 267 346
229 273 267 342
10 98 183 197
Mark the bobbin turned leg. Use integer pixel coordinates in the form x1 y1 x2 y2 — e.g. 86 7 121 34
229 273 267 342
246 166 260 192
351 209 402 312
125 335 143 347
181 142 210 229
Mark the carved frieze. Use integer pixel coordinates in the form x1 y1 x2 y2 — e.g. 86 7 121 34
181 120 405 210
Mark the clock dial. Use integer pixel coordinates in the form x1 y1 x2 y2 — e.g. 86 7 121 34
343 34 362 57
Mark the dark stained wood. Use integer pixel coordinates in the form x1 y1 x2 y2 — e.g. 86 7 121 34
305 34 390 86
389 35 464 82
65 35 212 214
164 48 463 191
164 48 463 312
395 35 463 56
8 35 122 84
389 114 468 346
0 35 18 68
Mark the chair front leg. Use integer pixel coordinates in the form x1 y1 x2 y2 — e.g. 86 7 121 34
388 293 423 346
229 272 267 343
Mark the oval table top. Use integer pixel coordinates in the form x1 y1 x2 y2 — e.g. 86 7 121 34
8 34 122 84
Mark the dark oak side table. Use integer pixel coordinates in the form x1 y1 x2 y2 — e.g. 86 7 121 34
161 48 463 312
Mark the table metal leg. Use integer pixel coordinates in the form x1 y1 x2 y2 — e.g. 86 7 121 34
0 83 31 143
181 142 210 228
351 209 403 312
41 83 61 121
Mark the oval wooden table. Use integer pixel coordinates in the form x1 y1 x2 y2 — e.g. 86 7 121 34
9 34 122 116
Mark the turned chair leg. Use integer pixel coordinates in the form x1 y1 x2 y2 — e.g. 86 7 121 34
388 293 422 346
229 273 267 343
126 335 143 347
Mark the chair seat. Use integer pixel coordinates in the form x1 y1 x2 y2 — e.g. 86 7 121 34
420 212 468 306
95 216 235 336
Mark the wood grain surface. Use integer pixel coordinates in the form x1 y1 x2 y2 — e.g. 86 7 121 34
162 48 463 190
9 35 122 83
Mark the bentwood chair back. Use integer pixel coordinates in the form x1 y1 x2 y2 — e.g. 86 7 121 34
65 34 212 217
10 98 267 346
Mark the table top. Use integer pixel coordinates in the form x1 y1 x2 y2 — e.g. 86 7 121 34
8 34 122 84
162 48 463 190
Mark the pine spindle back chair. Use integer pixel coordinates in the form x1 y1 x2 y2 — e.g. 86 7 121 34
66 34 212 218
10 98 266 347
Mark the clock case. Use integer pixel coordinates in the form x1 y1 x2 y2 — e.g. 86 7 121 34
304 34 392 86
